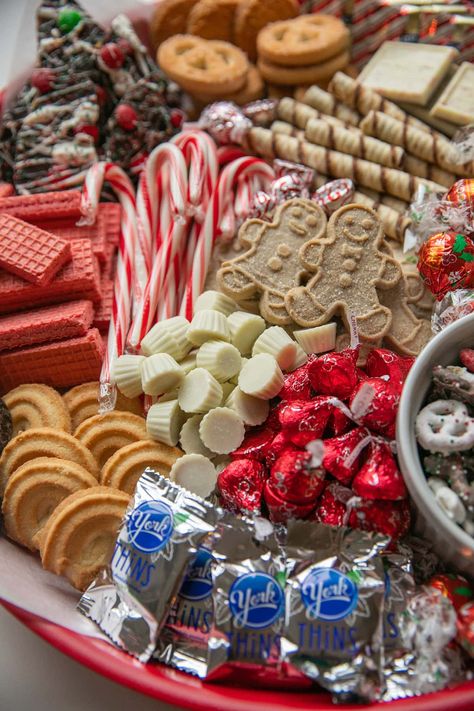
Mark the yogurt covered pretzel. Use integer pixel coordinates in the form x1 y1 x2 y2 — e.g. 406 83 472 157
415 399 474 454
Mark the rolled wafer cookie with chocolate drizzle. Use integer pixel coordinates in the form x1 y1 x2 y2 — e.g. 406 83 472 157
277 96 358 132
304 117 405 168
244 127 446 201
360 110 474 178
299 84 361 126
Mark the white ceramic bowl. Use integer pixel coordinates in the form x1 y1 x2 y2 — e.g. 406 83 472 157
397 313 474 575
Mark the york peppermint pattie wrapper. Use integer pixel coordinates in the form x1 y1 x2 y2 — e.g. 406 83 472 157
205 521 308 687
281 521 389 703
78 469 222 662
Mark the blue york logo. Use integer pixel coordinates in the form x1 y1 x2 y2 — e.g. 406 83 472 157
179 548 213 601
229 572 284 630
127 501 174 553
301 568 358 621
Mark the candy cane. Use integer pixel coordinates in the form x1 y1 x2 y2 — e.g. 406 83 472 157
80 162 137 409
182 156 275 319
128 143 188 349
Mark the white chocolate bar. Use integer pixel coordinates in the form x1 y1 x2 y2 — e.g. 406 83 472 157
179 415 214 457
170 453 217 498
196 340 242 381
431 63 474 126
113 354 145 398
141 353 185 396
194 290 238 316
178 368 223 413
238 354 284 400
252 326 297 372
187 309 231 346
225 386 269 426
146 399 185 447
293 323 337 354
358 42 458 106
199 407 245 454
227 311 266 355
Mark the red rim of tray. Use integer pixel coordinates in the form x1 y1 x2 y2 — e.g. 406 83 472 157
2 600 474 711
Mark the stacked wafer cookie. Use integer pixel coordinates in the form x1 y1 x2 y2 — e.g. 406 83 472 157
0 192 121 391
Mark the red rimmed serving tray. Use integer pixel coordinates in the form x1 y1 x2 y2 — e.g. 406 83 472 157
2 600 474 711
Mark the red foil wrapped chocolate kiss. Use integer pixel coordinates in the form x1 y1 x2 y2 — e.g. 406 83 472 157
365 348 414 386
308 348 359 400
269 448 326 505
350 377 400 439
322 426 370 485
263 481 316 524
348 498 411 540
351 441 407 501
217 459 267 513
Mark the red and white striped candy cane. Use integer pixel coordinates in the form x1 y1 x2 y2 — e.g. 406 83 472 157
80 162 137 410
182 156 275 320
128 143 188 349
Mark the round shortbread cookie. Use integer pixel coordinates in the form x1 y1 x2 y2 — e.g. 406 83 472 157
2 457 97 551
257 15 350 67
190 64 264 105
258 50 350 86
158 35 249 95
187 0 240 42
74 412 148 469
4 384 71 436
234 0 299 61
150 0 200 50
0 427 100 495
37 486 130 591
101 440 183 494
63 382 142 431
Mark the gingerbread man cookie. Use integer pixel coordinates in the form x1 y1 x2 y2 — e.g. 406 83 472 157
285 204 402 340
378 241 432 356
217 198 327 325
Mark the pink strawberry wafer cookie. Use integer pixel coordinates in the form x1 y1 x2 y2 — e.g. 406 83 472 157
102 203 121 245
0 329 105 391
0 190 82 222
0 214 71 286
93 280 113 333
35 214 109 264
0 240 101 315
0 300 94 352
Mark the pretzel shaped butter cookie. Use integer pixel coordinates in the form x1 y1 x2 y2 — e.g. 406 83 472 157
157 35 248 95
217 198 327 325
285 204 402 340
415 399 474 453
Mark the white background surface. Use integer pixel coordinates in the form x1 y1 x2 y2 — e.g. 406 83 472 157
0 2 180 709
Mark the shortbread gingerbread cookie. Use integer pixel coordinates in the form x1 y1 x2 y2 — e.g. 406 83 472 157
187 0 239 42
101 440 183 494
4 384 71 436
378 242 432 356
63 382 142 431
0 427 99 495
150 0 199 50
158 35 248 95
257 15 350 66
37 486 130 591
74 411 148 469
2 457 97 551
234 0 299 61
258 50 350 86
217 198 327 325
285 204 402 340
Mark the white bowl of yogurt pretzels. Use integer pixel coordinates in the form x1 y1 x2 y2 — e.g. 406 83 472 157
397 313 474 575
